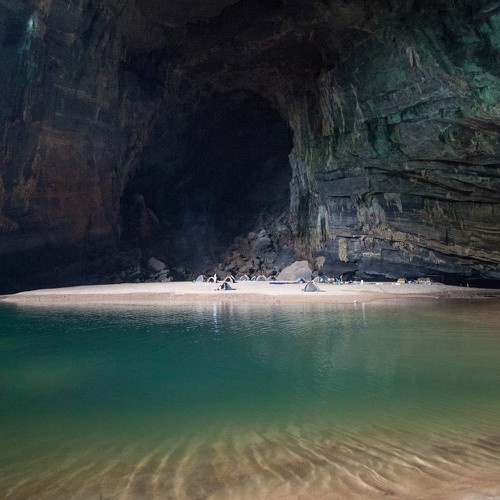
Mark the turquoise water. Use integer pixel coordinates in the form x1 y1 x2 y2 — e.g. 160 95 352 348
1 299 500 498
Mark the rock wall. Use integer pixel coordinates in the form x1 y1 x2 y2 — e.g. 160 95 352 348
0 0 499 291
289 1 500 282
0 0 162 289
158 0 500 283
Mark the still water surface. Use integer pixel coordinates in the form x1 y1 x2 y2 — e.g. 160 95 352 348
1 299 499 498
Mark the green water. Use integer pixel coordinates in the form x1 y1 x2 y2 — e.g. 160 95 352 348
1 300 500 498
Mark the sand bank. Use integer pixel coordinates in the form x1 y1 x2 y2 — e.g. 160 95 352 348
2 280 500 305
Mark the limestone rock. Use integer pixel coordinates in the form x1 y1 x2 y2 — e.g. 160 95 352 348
252 236 272 253
147 257 166 273
0 0 499 291
315 256 326 270
276 261 312 282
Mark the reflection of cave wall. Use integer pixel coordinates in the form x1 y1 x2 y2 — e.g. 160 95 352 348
121 92 293 268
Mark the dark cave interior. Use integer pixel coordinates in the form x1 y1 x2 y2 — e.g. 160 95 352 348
120 91 293 270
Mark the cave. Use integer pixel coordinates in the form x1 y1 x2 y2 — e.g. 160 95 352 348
0 0 499 292
120 91 293 272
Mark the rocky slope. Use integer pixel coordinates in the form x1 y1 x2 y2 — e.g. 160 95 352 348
0 0 498 291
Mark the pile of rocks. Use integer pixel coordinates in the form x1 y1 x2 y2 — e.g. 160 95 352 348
209 216 297 279
145 257 173 283
83 249 173 285
84 216 319 285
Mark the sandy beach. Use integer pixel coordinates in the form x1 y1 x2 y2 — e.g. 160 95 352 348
2 280 500 305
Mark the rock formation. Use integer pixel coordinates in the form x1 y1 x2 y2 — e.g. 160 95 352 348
0 0 498 292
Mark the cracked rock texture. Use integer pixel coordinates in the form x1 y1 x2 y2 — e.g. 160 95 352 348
0 0 499 291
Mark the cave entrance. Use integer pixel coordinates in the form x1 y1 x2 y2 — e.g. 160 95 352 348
121 91 293 274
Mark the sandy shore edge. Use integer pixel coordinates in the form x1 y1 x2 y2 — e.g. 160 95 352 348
1 281 500 305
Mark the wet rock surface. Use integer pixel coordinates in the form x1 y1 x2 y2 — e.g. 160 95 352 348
0 0 498 292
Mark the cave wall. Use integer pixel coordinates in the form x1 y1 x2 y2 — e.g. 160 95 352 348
163 0 500 282
0 0 499 290
338 2 499 282
0 0 164 289
288 1 500 282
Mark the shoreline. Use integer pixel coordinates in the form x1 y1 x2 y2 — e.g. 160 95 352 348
2 281 500 305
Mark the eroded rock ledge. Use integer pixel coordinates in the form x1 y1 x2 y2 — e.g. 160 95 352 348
0 0 498 292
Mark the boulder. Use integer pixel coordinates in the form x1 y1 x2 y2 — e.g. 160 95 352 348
126 270 142 281
152 269 169 281
276 260 312 282
252 236 272 253
147 257 166 273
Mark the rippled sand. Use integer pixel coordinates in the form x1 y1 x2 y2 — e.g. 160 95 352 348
2 295 499 499
2 425 500 499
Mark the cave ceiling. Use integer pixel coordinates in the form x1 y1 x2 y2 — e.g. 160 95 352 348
133 0 241 27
